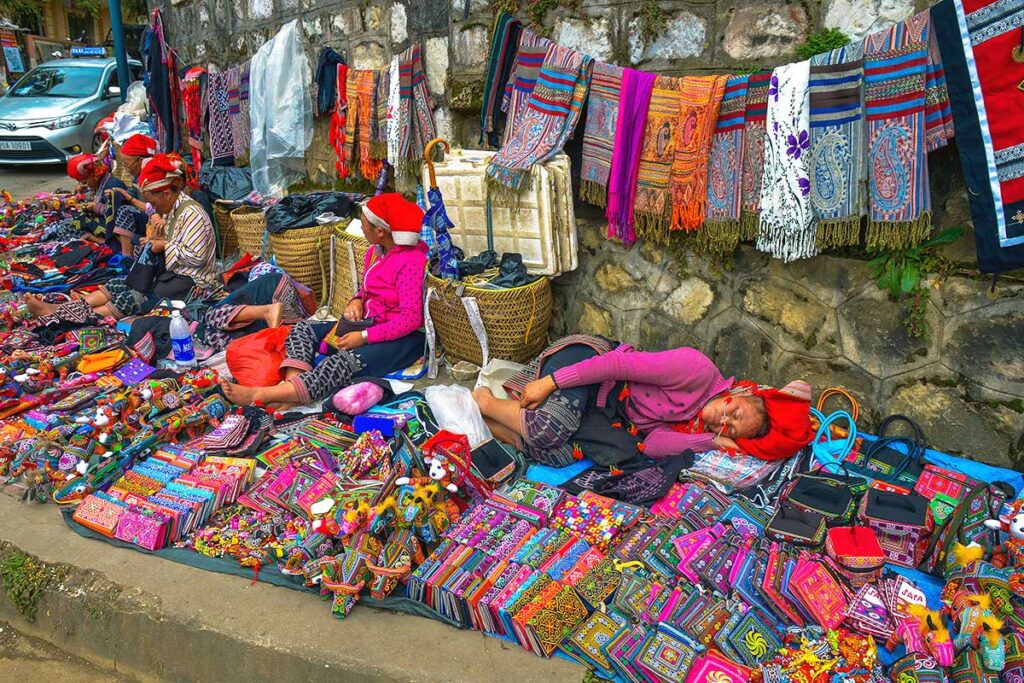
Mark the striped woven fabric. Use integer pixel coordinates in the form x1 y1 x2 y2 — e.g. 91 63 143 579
634 75 682 242
579 62 623 208
864 10 932 250
371 69 390 161
480 12 522 148
669 75 727 233
924 27 954 152
702 75 750 254
739 70 773 240
397 44 437 175
345 69 383 181
500 29 552 146
808 44 865 248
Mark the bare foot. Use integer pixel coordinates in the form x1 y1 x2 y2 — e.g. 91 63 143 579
266 400 301 412
220 379 260 406
472 386 494 413
265 302 284 328
24 294 57 317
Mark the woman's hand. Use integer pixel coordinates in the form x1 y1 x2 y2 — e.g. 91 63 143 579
146 215 166 239
336 331 366 351
142 237 167 254
112 187 133 201
714 434 739 452
343 298 364 322
520 375 557 410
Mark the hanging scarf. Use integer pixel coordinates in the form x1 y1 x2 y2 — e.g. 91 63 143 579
500 29 551 146
702 75 750 254
237 60 252 157
207 70 235 163
485 44 592 199
329 63 349 179
808 43 865 249
480 12 522 148
180 67 206 176
757 61 817 262
314 47 346 116
925 25 954 153
670 75 727 233
932 0 1024 274
371 69 390 162
387 57 401 170
396 44 437 177
739 70 773 240
145 10 182 156
345 69 383 181
633 76 682 243
226 67 247 159
606 68 655 246
864 11 932 251
579 62 622 208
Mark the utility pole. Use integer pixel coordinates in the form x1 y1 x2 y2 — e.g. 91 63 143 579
107 0 130 101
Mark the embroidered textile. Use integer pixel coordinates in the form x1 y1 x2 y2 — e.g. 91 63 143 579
864 11 933 250
925 26 955 152
809 43 865 248
501 29 551 146
207 70 235 163
703 75 749 254
396 44 437 178
740 70 773 240
387 57 400 170
670 75 727 234
757 61 817 262
606 68 655 246
579 62 623 207
329 63 350 178
371 70 389 161
486 44 592 197
932 0 1024 274
346 70 383 181
633 75 682 242
238 61 252 157
480 12 522 148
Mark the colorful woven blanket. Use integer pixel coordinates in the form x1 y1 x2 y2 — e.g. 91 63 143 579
703 75 750 254
606 68 656 246
579 62 623 208
670 75 727 233
634 76 682 242
329 63 349 178
932 0 1024 273
207 70 235 163
864 11 932 250
925 25 955 152
486 44 592 198
757 61 817 262
397 44 437 177
345 69 383 181
501 30 552 147
809 43 865 249
740 70 773 240
480 12 522 148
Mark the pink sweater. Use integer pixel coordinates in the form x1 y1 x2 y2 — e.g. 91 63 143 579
355 243 427 344
552 346 735 458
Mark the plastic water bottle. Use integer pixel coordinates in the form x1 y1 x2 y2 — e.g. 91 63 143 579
169 308 196 370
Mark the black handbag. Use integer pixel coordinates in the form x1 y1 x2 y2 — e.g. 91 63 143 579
124 243 164 293
855 415 926 489
151 271 195 300
765 504 827 547
783 472 858 525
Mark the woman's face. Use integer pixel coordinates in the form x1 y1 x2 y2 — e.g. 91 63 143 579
144 186 178 215
84 174 101 191
360 210 386 245
701 395 765 439
124 155 144 179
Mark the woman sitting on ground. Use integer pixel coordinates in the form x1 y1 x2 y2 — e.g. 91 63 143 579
103 133 160 255
472 335 813 467
221 192 428 408
27 153 217 321
64 151 133 251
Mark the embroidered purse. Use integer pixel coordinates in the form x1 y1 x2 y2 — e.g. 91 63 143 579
72 494 125 536
845 582 894 639
914 463 979 524
114 508 168 551
789 554 850 630
860 489 932 567
888 653 949 682
765 504 827 547
826 525 886 588
685 648 751 683
636 623 701 682
715 606 782 667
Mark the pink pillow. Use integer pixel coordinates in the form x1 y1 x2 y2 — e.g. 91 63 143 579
332 382 384 415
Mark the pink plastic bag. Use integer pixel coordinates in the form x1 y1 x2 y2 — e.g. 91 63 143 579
331 381 385 415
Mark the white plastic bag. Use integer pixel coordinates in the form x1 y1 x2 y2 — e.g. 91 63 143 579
424 384 493 449
474 359 526 400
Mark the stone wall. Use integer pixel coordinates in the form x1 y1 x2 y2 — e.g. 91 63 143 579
152 0 1024 469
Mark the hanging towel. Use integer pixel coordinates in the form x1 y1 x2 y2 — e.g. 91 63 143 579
633 75 682 243
397 44 437 177
314 47 346 116
863 11 932 251
500 29 552 146
605 68 656 247
579 62 623 208
670 75 727 233
480 12 523 148
808 43 865 249
757 61 817 263
329 63 349 178
739 70 773 241
486 44 592 199
702 75 750 254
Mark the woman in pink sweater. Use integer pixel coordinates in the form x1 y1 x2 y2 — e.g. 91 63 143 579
223 193 426 407
474 335 812 467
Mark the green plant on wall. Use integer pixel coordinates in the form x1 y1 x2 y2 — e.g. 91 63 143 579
0 550 65 622
0 0 41 24
867 226 963 339
491 0 583 36
638 0 669 48
795 27 851 61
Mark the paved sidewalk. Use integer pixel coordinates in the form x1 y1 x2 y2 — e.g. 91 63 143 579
0 166 69 200
0 491 582 683
0 620 135 682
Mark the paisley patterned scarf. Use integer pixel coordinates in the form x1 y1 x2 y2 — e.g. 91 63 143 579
579 62 623 208
757 61 817 262
863 11 932 250
703 75 750 254
501 29 552 146
740 70 773 240
480 12 522 148
809 43 865 249
670 75 727 233
634 76 682 243
606 68 655 246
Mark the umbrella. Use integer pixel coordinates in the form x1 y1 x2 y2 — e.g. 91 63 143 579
422 138 460 281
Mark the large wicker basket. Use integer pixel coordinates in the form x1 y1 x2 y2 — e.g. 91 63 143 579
426 273 552 366
230 206 268 258
329 230 372 317
268 223 336 301
213 200 237 257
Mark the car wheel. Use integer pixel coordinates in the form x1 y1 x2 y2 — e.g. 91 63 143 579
92 132 106 153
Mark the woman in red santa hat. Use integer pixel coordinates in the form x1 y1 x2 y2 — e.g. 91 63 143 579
221 192 428 408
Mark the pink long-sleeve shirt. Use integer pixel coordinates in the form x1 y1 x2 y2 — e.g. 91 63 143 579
355 243 427 344
551 346 735 458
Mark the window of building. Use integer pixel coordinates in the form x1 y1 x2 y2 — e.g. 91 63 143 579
67 12 94 44
14 10 44 36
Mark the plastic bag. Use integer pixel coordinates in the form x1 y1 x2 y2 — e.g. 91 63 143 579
249 20 313 198
116 81 148 119
474 359 526 400
424 384 493 449
226 325 291 386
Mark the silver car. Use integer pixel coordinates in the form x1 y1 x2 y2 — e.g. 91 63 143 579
0 58 142 165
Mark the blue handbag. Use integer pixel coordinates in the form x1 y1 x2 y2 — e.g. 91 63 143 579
809 407 858 474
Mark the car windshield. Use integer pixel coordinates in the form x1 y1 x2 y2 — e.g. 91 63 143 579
8 65 104 98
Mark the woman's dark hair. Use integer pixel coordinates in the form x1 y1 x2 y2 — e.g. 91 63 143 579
749 395 770 438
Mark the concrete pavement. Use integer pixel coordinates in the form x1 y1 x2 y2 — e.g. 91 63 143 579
0 620 135 682
0 165 70 201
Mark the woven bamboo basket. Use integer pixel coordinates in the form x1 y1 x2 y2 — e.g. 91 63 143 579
329 230 372 317
230 206 269 257
213 200 238 257
426 273 552 366
268 222 337 300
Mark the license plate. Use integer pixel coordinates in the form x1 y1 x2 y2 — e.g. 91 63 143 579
0 140 31 151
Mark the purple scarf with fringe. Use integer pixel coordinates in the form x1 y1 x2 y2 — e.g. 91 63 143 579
606 68 655 246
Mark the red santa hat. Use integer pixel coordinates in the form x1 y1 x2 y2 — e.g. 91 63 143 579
734 380 814 461
138 153 188 192
361 192 424 247
120 134 158 159
67 153 106 182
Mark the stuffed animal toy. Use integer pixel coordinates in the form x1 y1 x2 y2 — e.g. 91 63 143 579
885 604 954 667
394 451 465 493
